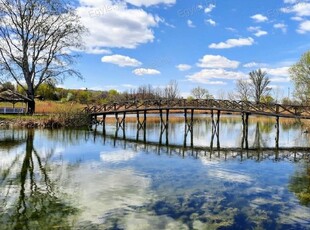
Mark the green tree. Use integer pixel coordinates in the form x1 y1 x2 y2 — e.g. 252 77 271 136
290 51 310 102
191 86 213 99
0 0 85 114
76 90 92 104
36 83 56 100
0 81 15 91
249 69 271 103
260 95 274 104
107 89 120 102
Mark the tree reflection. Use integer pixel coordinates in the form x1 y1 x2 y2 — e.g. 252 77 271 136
289 162 310 207
0 129 78 229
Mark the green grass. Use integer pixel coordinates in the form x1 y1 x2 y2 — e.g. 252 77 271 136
0 114 49 121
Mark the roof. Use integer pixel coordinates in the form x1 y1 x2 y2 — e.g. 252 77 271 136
0 89 31 103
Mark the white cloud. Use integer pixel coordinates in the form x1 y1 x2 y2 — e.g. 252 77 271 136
226 27 238 33
125 0 176 7
197 55 240 69
187 19 195 28
274 23 288 33
251 14 268 22
176 64 192 71
133 68 161 76
186 68 246 84
281 2 310 16
204 4 216 13
209 37 254 49
101 54 142 67
85 47 111 55
262 67 290 82
297 20 310 33
262 67 290 76
284 0 298 3
243 62 259 68
248 26 268 37
254 30 268 37
291 16 303 21
205 19 216 26
77 1 160 51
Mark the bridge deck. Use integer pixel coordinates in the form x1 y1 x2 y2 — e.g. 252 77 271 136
85 99 310 119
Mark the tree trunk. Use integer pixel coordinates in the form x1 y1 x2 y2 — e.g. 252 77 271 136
27 95 35 115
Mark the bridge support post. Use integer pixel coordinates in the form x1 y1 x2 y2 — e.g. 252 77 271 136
217 110 221 150
102 114 106 135
183 109 194 150
245 113 249 149
136 110 147 142
166 109 169 126
241 112 249 149
143 110 147 143
275 116 280 149
137 111 140 126
210 110 221 151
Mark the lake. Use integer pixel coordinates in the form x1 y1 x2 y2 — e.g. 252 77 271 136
0 115 310 229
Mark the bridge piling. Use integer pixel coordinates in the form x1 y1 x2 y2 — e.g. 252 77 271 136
275 116 280 149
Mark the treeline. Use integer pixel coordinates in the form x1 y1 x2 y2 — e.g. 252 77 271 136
0 80 181 104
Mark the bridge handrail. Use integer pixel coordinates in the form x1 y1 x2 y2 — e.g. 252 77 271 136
83 98 310 118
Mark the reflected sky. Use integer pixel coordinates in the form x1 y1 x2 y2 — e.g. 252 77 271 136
0 116 310 229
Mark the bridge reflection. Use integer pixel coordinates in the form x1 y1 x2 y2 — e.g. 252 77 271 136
92 123 310 163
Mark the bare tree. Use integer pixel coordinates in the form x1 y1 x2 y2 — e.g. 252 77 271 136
164 80 179 100
249 69 271 104
0 0 85 114
235 79 251 101
191 86 212 99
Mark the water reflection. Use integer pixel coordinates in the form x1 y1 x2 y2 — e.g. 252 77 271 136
289 162 310 206
0 130 77 229
102 116 310 150
0 116 310 229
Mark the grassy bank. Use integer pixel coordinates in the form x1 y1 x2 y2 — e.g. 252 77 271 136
0 101 89 128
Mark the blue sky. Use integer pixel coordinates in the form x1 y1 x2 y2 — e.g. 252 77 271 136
64 0 310 99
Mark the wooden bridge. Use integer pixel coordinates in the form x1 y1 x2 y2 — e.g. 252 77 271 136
85 99 310 149
84 99 310 119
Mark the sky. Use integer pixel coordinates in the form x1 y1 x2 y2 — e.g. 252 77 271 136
63 0 310 99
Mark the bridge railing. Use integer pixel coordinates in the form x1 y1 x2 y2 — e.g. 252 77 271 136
83 99 310 118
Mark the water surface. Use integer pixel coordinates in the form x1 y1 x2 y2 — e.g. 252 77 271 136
0 116 310 229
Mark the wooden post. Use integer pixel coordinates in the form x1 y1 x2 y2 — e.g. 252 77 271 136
190 124 194 148
216 110 221 149
166 122 169 146
245 113 249 149
115 113 119 128
183 124 187 148
275 116 280 149
144 110 147 124
160 109 163 125
166 109 169 126
122 112 126 130
143 110 147 143
102 114 106 135
190 109 194 129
